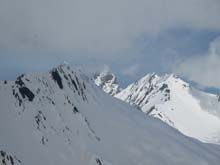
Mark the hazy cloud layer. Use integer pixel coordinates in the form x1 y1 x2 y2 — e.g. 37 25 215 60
1 0 220 56
121 64 142 77
1 0 220 90
175 37 220 88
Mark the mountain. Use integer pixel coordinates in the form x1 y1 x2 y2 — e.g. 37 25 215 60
115 73 220 144
1 64 220 165
93 69 121 96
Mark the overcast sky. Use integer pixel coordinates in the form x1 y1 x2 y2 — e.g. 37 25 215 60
1 0 220 92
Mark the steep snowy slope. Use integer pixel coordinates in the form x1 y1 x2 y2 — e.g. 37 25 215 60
1 64 220 165
116 73 220 144
94 69 121 96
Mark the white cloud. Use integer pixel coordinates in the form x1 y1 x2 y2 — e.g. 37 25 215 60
175 37 220 88
121 64 141 77
0 0 220 56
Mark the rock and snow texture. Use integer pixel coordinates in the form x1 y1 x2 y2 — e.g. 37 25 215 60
0 150 21 165
0 64 220 165
94 69 121 96
116 73 220 144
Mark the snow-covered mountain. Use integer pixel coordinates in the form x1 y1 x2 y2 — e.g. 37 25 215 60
1 64 220 164
115 73 220 144
94 69 121 96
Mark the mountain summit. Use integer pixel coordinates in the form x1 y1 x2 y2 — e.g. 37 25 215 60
115 73 220 144
1 64 220 164
94 68 121 96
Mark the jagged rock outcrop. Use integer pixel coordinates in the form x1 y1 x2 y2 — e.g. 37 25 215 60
94 69 121 96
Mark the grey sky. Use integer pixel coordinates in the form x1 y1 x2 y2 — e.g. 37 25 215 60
175 37 220 88
0 0 220 90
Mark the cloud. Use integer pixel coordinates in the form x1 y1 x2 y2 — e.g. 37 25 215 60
175 37 220 88
121 64 141 77
0 0 220 57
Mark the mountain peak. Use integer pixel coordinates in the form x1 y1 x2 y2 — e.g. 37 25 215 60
94 68 121 96
115 72 220 144
140 73 160 81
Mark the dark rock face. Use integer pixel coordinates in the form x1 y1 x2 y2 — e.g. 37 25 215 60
19 87 35 101
73 107 79 113
147 106 155 115
51 69 63 89
159 84 168 91
0 150 21 165
96 158 103 165
14 74 35 103
165 89 170 93
35 111 46 130
15 75 25 86
68 74 78 91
